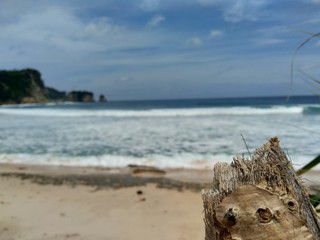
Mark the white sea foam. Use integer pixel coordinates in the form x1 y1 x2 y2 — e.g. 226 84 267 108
0 152 317 170
0 153 221 169
0 98 319 171
0 106 306 117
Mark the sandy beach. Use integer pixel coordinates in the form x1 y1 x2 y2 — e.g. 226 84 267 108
0 163 319 240
0 164 214 240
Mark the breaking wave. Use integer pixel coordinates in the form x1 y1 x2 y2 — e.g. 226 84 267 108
0 105 310 118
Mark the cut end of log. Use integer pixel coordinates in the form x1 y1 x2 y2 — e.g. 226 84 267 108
202 137 320 240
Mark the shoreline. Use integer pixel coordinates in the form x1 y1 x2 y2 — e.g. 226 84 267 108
0 163 214 183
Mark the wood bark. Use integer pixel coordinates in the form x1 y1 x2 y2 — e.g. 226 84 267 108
202 137 320 240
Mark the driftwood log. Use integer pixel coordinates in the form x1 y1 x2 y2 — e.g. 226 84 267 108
202 137 320 240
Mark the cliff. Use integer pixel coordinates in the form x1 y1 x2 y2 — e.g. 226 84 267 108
0 69 47 104
99 94 107 102
0 69 100 104
46 87 66 100
66 91 95 102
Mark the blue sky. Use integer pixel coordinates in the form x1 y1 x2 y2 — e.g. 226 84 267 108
1 0 320 100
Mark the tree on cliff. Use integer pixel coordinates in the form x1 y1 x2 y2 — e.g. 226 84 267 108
0 68 97 104
66 91 95 102
0 68 47 104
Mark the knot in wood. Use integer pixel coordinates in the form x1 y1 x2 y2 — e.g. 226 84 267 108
223 207 239 227
285 198 298 212
256 207 273 223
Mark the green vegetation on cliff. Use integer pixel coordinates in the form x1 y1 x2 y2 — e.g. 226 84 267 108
0 69 47 104
66 91 95 102
0 68 98 104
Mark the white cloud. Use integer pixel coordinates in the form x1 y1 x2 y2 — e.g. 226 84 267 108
224 0 269 23
140 0 160 11
0 0 44 20
187 37 203 46
0 7 113 51
210 30 224 38
78 17 123 41
198 0 270 23
0 2 178 86
0 6 166 54
147 15 166 27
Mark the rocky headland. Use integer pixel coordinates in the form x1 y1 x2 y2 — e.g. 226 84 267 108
0 68 106 104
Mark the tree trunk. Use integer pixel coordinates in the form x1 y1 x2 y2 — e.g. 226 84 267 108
202 137 320 240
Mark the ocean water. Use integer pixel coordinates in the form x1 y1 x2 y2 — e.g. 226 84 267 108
0 96 319 170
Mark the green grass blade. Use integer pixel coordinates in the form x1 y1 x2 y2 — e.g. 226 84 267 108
296 155 320 176
289 31 320 99
309 194 320 208
298 69 320 85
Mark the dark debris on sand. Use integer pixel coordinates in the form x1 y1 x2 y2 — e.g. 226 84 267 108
0 172 209 192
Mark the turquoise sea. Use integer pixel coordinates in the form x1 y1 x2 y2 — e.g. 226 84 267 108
0 95 319 169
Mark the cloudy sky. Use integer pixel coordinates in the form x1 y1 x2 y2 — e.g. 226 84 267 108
1 0 320 100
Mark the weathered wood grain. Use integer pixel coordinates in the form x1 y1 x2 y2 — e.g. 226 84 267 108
202 137 320 240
